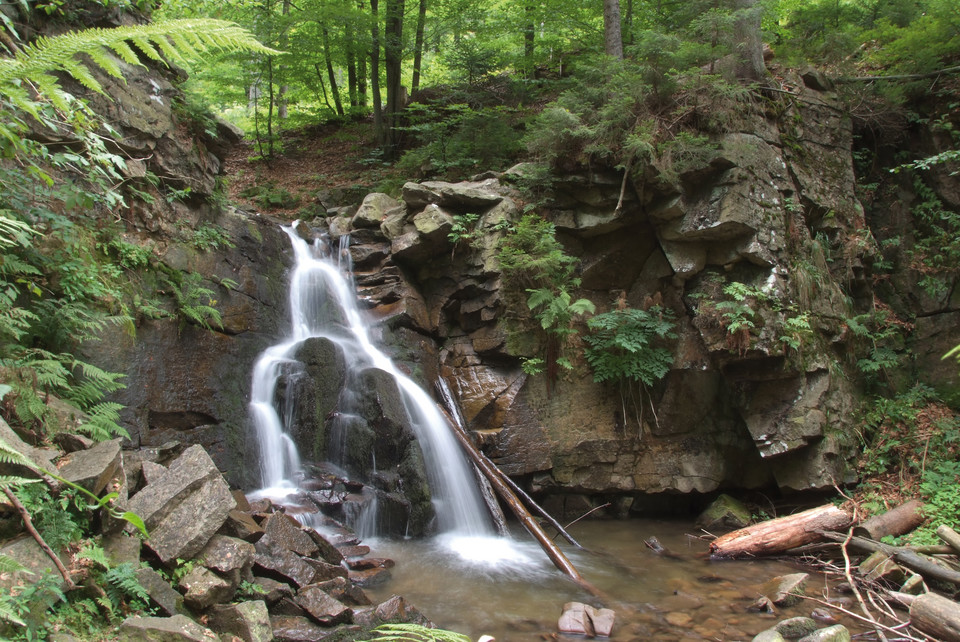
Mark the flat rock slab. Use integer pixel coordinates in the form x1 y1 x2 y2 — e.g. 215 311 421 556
270 615 332 642
312 576 372 606
558 602 616 637
59 439 120 495
120 614 219 641
208 600 272 642
760 573 810 607
200 534 255 575
295 586 352 625
798 625 851 642
136 567 185 616
255 549 318 588
128 444 236 563
178 566 235 610
256 513 318 557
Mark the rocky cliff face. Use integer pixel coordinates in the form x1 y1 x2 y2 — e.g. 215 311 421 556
286 79 896 512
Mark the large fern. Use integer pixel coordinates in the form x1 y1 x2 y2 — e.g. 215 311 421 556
0 18 280 122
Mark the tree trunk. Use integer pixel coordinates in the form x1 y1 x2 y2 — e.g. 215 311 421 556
383 0 405 157
910 593 960 642
731 0 766 81
938 525 960 556
322 26 345 116
624 0 633 46
369 0 383 142
821 531 960 587
346 24 358 108
853 499 925 541
603 0 623 60
357 0 368 106
411 0 427 95
523 1 535 77
709 504 853 558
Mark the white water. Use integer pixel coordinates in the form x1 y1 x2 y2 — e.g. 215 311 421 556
249 224 496 542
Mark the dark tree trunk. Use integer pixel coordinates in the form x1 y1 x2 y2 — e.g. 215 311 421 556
383 0 405 157
322 26 345 116
523 1 535 77
346 23 358 107
370 0 383 142
732 0 766 81
604 0 623 59
411 0 426 94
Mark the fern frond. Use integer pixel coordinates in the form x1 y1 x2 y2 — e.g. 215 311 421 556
0 19 280 115
0 437 37 470
364 623 471 642
76 542 111 570
0 553 29 574
0 474 40 488
104 563 149 604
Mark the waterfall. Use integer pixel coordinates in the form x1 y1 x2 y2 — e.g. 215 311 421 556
249 223 494 538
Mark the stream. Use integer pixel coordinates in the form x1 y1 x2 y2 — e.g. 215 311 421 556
364 519 864 641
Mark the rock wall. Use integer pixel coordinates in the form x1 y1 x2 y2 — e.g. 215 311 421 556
297 80 890 512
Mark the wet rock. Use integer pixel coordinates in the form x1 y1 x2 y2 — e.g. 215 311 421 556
353 193 402 229
798 625 851 642
810 609 837 624
127 444 236 563
345 557 394 571
252 576 294 605
752 631 787 642
200 534 256 576
119 614 219 641
349 566 392 587
372 595 430 626
269 615 330 642
207 600 272 642
254 549 318 588
303 557 348 582
336 545 370 558
760 573 809 607
178 566 235 610
749 596 777 614
664 612 693 628
136 567 185 616
256 514 318 558
313 576 372 606
695 494 752 532
294 586 352 625
221 509 265 541
558 602 616 637
775 617 818 639
858 551 906 585
304 529 345 565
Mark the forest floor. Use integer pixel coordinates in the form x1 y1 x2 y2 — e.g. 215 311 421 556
222 118 402 219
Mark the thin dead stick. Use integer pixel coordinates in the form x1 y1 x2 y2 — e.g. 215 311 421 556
841 526 888 642
563 503 612 530
798 595 925 642
3 487 74 589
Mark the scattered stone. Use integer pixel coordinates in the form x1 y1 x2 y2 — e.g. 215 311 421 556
52 432 93 453
752 630 787 642
345 557 394 571
207 600 272 642
558 602 616 637
222 510 265 541
349 565 392 587
310 576 370 607
252 576 294 605
135 567 185 616
695 494 752 532
270 615 330 642
254 549 318 588
900 573 926 594
127 444 236 563
336 545 370 558
102 531 141 567
0 536 52 592
664 612 693 628
775 616 818 639
373 595 431 627
797 625 851 642
56 438 121 495
178 566 236 610
859 551 906 585
749 596 777 614
295 585 352 625
141 460 168 485
760 573 809 607
304 529 345 564
119 614 219 641
200 534 256 576
256 513 319 558
303 557 348 582
272 597 309 617
810 609 837 624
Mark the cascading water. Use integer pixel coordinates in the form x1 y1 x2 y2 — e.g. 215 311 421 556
248 223 496 541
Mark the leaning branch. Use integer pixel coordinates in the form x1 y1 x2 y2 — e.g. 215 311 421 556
3 487 74 588
835 64 960 83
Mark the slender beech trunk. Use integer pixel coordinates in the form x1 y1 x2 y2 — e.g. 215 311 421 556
357 0 368 106
266 57 275 156
346 27 358 107
523 1 535 77
603 0 623 59
322 26 345 116
624 0 633 46
277 0 291 119
383 0 405 157
370 0 383 142
411 0 427 95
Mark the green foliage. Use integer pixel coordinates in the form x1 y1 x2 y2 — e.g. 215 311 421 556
14 483 87 552
363 623 471 642
0 570 66 640
240 183 300 210
846 308 905 381
159 270 232 332
584 307 677 388
397 103 523 179
187 223 237 252
497 215 577 290
526 287 595 339
447 213 481 252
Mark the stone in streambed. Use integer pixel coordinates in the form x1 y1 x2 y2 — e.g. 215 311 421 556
759 573 809 607
254 548 318 588
256 513 319 557
119 614 218 641
558 602 616 637
294 586 352 625
269 615 329 642
775 616 818 638
752 631 787 642
798 625 851 642
207 600 272 642
695 493 752 532
178 566 235 610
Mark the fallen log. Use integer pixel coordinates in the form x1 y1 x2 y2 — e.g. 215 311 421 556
442 412 597 593
709 504 853 559
938 525 960 557
853 499 925 541
821 531 960 587
910 592 960 642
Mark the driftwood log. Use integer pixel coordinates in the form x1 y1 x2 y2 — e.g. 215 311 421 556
709 504 853 558
938 525 960 557
821 531 960 587
853 499 925 540
910 592 960 642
